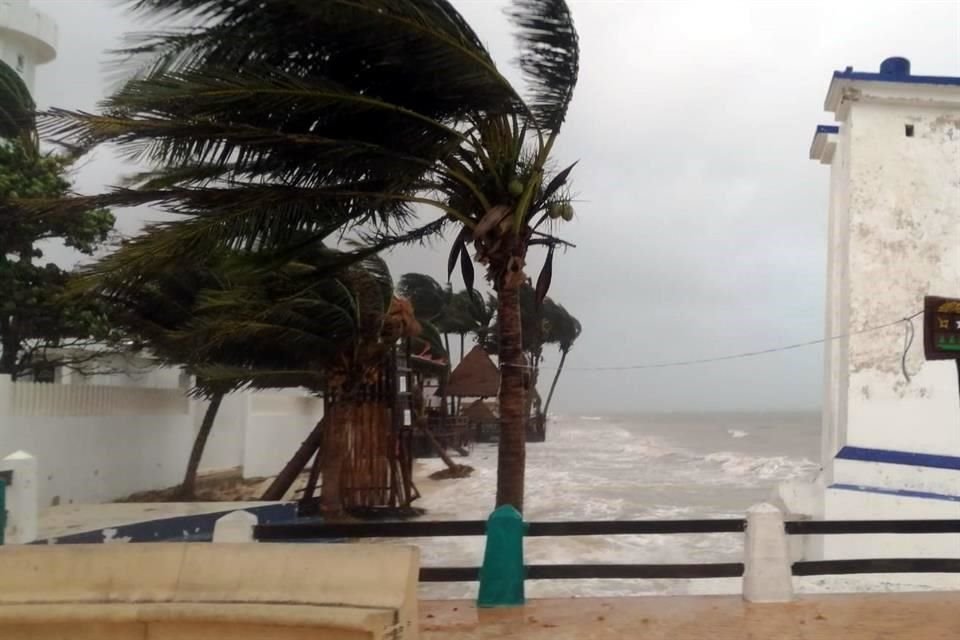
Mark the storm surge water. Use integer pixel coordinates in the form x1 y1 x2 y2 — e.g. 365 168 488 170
411 412 821 599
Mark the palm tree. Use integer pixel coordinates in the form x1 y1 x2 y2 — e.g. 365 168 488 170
90 236 419 512
89 247 235 499
398 273 490 364
43 0 580 512
542 304 581 418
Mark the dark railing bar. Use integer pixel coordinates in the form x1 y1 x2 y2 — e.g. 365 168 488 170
526 563 745 580
254 520 487 540
255 518 747 540
793 558 960 576
786 520 960 535
526 520 746 536
418 563 745 583
419 567 480 582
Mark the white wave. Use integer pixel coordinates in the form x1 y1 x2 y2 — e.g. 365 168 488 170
704 451 819 480
578 416 604 421
727 429 749 439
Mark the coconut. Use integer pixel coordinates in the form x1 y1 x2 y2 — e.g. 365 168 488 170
508 179 524 197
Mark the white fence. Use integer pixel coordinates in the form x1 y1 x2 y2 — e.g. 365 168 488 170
0 375 323 506
6 378 190 417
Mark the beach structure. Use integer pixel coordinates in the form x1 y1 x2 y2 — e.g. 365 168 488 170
0 0 56 94
431 346 545 445
800 57 960 559
438 346 499 443
292 341 447 517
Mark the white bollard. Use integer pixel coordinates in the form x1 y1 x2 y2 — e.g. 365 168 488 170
1 451 38 544
742 502 794 603
212 510 258 543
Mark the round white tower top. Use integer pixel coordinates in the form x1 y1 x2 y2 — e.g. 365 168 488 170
0 0 58 94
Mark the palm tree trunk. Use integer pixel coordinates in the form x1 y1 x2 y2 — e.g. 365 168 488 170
460 333 465 364
496 279 526 511
177 391 224 499
0 318 21 379
542 348 568 418
320 403 347 516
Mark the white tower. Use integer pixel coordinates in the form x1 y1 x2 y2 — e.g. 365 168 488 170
0 0 57 95
807 57 960 562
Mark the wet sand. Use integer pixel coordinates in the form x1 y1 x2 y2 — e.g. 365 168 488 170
420 592 960 639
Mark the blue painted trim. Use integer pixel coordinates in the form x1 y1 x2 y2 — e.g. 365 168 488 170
816 124 839 134
832 69 960 87
836 446 960 471
32 503 298 545
830 483 960 503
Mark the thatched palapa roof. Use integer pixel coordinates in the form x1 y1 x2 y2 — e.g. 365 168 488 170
462 399 498 421
442 346 500 398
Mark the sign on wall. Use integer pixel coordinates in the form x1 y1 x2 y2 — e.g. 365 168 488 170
923 296 960 360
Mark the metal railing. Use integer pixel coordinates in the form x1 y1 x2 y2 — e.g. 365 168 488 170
254 516 960 584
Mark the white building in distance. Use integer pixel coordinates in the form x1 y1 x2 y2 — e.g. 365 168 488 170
805 57 960 562
0 0 57 94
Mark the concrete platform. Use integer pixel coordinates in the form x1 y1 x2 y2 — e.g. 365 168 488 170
420 593 960 639
38 502 294 543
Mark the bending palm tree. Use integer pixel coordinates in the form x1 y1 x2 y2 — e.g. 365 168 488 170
542 304 581 418
43 0 580 512
91 239 419 512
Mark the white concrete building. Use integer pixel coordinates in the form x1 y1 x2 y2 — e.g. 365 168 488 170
803 57 960 560
0 0 56 94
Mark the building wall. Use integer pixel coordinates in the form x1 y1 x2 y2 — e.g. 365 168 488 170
0 375 324 505
193 393 249 475
242 391 323 479
840 100 960 457
0 375 194 506
0 0 57 94
823 487 960 560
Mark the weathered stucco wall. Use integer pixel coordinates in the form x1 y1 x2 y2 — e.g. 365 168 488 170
842 100 960 456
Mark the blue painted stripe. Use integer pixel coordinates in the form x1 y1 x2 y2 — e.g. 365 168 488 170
836 446 960 471
816 124 839 135
833 69 960 87
32 503 298 545
830 483 960 503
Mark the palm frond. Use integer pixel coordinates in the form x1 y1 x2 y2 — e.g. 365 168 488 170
508 0 580 133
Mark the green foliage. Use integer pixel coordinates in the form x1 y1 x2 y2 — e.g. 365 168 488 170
40 0 579 291
0 121 115 378
90 240 399 396
0 59 35 141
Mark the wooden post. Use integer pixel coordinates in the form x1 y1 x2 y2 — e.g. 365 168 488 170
260 417 325 501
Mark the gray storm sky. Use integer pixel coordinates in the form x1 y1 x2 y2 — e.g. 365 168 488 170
31 0 960 414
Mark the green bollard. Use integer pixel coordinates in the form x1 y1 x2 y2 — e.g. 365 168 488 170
477 505 527 608
0 477 5 545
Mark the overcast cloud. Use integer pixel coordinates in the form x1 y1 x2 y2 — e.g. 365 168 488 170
31 0 960 414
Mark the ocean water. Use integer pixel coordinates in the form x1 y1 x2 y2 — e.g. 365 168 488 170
410 412 823 599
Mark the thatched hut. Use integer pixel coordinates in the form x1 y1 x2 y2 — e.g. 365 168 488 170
444 345 500 398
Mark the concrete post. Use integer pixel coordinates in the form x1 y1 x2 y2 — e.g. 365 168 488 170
743 502 794 603
477 505 527 608
0 451 38 544
212 510 258 543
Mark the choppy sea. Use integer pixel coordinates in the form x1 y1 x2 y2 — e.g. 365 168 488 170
410 412 832 599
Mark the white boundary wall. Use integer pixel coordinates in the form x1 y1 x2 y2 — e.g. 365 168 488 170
0 375 323 506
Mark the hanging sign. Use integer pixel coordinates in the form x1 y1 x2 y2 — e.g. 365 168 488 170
923 296 960 360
